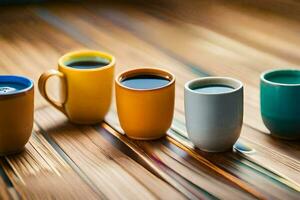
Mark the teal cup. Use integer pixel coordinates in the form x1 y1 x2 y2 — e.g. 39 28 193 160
260 69 300 140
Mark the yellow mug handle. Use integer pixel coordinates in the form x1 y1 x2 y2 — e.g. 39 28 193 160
38 69 66 113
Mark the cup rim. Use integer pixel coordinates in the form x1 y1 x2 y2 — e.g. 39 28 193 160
261 68 300 87
115 67 175 91
0 75 34 97
58 49 115 71
185 76 243 95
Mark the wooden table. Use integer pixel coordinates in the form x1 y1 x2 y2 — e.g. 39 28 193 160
0 1 299 199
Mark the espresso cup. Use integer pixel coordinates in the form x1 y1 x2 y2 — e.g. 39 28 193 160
261 69 300 140
38 50 115 124
115 68 175 140
184 77 243 152
0 75 34 155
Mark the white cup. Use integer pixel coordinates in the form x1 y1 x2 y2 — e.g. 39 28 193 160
184 77 244 152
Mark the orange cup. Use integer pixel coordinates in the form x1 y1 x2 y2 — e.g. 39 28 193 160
115 68 175 140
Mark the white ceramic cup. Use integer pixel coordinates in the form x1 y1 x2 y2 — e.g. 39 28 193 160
184 77 243 152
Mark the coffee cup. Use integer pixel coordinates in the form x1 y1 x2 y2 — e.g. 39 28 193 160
115 68 175 140
261 69 300 140
184 77 243 152
38 50 115 124
0 75 34 155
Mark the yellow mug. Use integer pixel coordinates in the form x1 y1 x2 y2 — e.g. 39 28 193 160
115 68 175 140
38 50 115 124
0 75 34 155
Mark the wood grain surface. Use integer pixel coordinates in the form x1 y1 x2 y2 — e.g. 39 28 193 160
0 1 299 199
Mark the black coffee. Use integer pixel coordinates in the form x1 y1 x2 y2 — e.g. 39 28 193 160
121 75 170 89
193 84 234 94
66 58 110 69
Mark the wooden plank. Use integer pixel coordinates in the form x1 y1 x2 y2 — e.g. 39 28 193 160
101 123 258 199
140 0 300 65
1 127 99 199
106 109 300 199
35 106 186 200
81 126 187 200
0 172 11 200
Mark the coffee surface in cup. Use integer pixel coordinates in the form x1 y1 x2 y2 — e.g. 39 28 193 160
0 83 27 94
121 75 170 89
193 84 234 94
66 58 110 69
267 74 300 84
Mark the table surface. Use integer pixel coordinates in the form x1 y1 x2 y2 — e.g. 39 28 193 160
0 1 299 199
